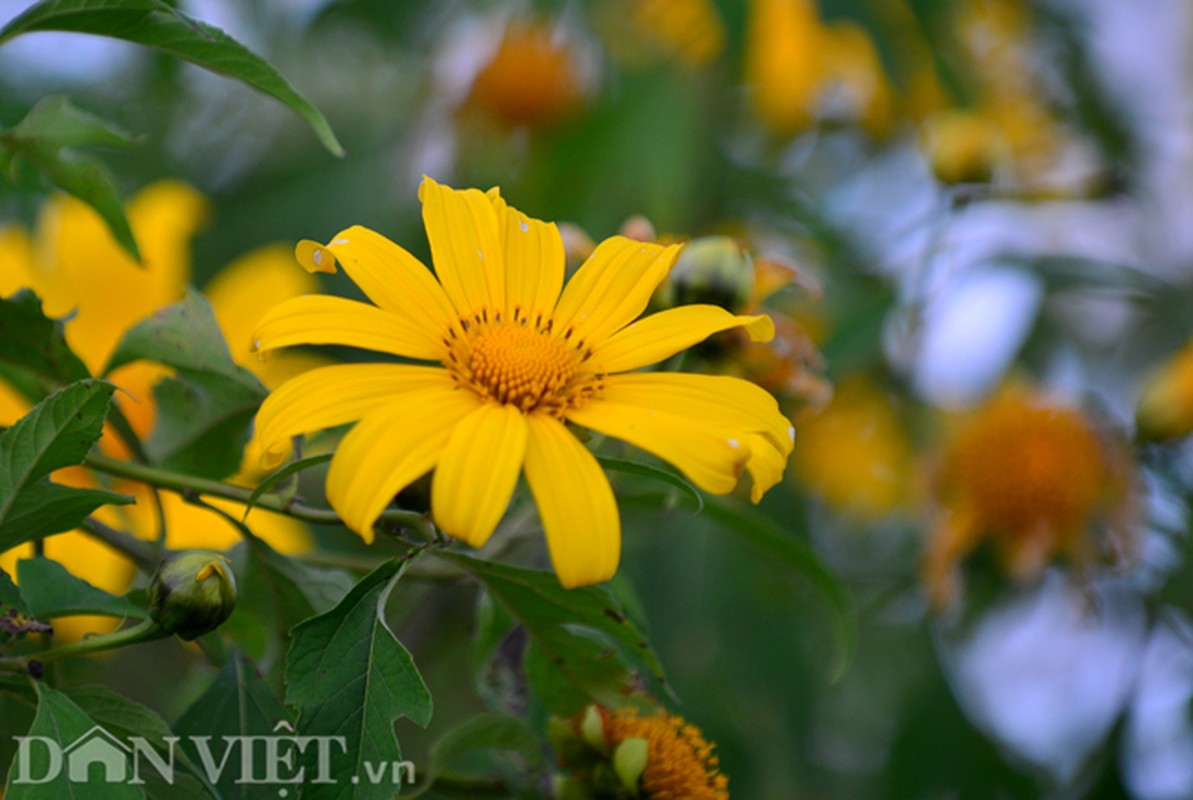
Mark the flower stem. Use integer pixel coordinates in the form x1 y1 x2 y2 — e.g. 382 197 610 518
0 619 169 673
83 452 437 540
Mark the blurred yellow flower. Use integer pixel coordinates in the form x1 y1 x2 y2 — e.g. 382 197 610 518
253 177 794 587
793 377 914 519
921 109 1007 185
924 391 1134 608
0 184 315 640
1136 339 1193 441
745 0 892 136
465 20 587 130
604 0 726 68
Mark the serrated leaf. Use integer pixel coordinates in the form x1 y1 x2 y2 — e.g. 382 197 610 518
442 553 670 716
0 98 140 260
173 652 291 800
3 683 144 798
64 685 215 800
16 557 147 620
0 290 91 402
406 713 543 797
596 455 703 512
703 496 857 682
242 453 332 520
104 290 266 480
0 0 344 157
285 557 432 800
0 380 132 552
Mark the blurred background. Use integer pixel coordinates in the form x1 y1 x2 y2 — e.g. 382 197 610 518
3 0 1193 797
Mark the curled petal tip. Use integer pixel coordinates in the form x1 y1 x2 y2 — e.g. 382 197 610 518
296 239 337 275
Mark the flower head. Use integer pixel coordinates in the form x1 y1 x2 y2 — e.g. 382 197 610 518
553 705 729 799
924 391 1134 607
253 178 794 587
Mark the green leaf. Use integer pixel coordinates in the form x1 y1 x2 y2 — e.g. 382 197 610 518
16 557 148 620
0 97 140 260
173 651 291 800
285 557 432 800
0 290 91 402
3 683 144 798
596 455 703 512
442 552 671 716
0 567 52 648
0 0 344 157
0 379 132 552
242 453 332 520
64 685 215 800
406 713 543 797
104 290 267 479
703 496 857 682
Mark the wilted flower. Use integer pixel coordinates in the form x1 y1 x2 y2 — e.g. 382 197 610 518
924 390 1134 608
252 177 794 587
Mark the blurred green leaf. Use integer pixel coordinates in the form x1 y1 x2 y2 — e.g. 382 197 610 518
242 453 332 521
407 712 543 797
173 651 291 800
596 455 703 513
0 290 91 402
285 557 432 800
0 97 140 261
16 557 147 621
1015 254 1170 298
443 553 671 716
0 0 344 157
704 496 857 682
105 290 266 479
0 379 132 552
468 590 522 714
4 683 144 798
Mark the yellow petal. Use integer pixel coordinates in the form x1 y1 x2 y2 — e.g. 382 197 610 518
488 190 564 321
553 237 681 346
252 295 443 361
255 363 453 468
420 176 505 316
326 386 481 542
205 243 325 384
594 305 774 373
568 401 749 495
0 225 38 298
431 403 528 547
742 432 787 503
296 226 458 338
523 414 620 588
602 372 794 455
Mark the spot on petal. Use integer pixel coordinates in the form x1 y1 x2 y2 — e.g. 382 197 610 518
728 438 740 448
787 426 795 442
332 238 350 245
519 220 530 232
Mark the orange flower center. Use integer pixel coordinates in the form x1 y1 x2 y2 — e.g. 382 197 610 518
444 312 602 415
945 398 1106 537
606 709 729 799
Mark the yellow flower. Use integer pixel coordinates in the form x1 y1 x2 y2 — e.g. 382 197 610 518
465 20 587 130
0 185 315 639
252 177 794 587
924 391 1133 607
1136 339 1193 441
921 109 1007 185
623 0 726 67
793 377 914 519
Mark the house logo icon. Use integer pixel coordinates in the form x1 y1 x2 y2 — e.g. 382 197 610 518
64 726 131 783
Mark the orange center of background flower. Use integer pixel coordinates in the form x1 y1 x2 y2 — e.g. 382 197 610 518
606 708 729 799
448 321 599 415
946 399 1105 537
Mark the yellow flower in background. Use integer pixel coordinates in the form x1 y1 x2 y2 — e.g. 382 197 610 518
1136 339 1193 441
921 109 1007 185
253 177 794 587
924 391 1134 608
745 0 892 137
464 20 587 130
0 184 315 639
602 0 726 68
793 377 914 519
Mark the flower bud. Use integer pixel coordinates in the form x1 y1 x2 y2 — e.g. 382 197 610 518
148 551 237 641
1136 341 1193 442
612 737 649 793
656 236 755 312
922 110 1005 185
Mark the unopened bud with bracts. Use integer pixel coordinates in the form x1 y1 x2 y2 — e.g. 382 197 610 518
148 551 237 641
655 236 754 313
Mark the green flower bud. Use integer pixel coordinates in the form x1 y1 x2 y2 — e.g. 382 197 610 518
612 737 648 795
148 551 237 641
656 236 754 312
579 704 609 755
